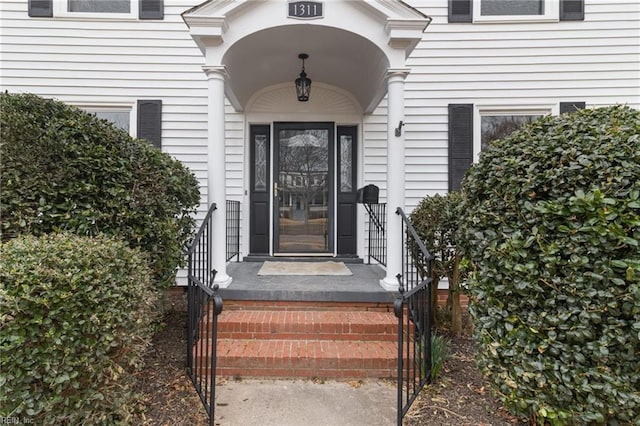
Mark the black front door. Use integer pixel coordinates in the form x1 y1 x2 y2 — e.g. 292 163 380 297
249 123 357 256
274 122 334 254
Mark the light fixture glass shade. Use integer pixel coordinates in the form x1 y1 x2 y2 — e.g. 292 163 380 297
295 70 311 102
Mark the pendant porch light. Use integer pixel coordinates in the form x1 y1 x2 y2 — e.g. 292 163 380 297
295 53 311 102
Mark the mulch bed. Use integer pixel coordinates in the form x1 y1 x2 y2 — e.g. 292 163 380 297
132 291 209 425
405 333 526 425
134 291 526 425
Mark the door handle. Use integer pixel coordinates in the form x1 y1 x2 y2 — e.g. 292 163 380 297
274 182 278 197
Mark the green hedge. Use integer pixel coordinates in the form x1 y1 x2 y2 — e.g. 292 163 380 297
459 105 640 423
0 92 200 288
410 192 466 334
0 233 158 424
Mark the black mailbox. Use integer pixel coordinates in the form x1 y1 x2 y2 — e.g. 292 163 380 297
357 184 379 204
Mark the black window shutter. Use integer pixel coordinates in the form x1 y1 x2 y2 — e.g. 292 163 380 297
28 0 53 17
137 100 162 149
559 101 586 114
139 0 164 20
560 0 584 21
449 0 472 23
448 104 474 192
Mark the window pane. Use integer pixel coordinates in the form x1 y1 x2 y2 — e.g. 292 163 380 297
254 135 267 192
339 135 353 192
481 0 543 16
481 115 541 150
93 111 130 132
69 0 130 13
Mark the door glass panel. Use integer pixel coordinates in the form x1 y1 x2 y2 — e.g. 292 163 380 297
277 128 329 252
339 135 353 192
254 135 267 191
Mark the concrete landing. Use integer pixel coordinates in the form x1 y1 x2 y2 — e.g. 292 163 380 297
213 378 396 426
221 262 396 303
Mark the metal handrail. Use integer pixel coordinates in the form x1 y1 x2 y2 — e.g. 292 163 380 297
396 207 434 265
186 203 217 256
394 207 434 425
186 202 223 426
226 200 240 262
366 202 387 266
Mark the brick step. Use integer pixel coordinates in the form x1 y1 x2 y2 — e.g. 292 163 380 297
223 299 394 312
214 338 397 379
194 303 401 379
215 310 397 341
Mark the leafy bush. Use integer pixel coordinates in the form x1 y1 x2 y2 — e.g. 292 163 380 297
411 192 466 335
0 233 158 423
459 105 640 423
0 92 200 288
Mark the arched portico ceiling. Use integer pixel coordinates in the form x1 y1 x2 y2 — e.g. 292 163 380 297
183 1 431 113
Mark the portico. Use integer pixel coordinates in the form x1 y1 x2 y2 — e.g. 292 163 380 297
182 1 430 290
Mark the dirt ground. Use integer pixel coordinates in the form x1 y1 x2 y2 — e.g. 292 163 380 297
133 291 209 425
404 334 525 426
134 291 525 425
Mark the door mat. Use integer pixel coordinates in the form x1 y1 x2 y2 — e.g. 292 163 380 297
257 261 352 276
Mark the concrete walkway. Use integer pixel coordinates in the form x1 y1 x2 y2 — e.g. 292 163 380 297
213 378 396 426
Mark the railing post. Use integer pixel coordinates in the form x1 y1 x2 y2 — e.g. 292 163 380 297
187 249 194 373
394 274 405 426
208 285 223 426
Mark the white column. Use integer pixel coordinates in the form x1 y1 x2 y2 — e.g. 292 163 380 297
204 66 232 287
380 69 409 291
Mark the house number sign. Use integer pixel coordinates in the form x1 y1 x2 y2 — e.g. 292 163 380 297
288 1 323 19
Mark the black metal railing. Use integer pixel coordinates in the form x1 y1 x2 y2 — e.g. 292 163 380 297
186 203 223 426
394 207 434 425
226 200 240 262
365 202 387 266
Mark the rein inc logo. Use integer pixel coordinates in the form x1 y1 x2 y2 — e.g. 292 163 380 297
0 418 33 424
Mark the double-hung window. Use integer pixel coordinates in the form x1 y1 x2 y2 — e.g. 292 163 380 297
28 0 163 20
54 0 139 19
448 0 584 23
79 100 163 149
476 108 549 160
474 0 559 23
82 105 134 134
448 102 584 191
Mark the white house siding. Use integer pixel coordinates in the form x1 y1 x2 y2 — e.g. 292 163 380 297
2 0 639 266
362 104 389 200
0 1 245 282
1 0 215 216
378 0 639 211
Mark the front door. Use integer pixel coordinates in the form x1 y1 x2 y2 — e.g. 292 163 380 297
274 122 334 254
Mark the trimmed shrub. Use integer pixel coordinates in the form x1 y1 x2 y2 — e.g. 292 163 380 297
0 92 200 288
411 192 466 335
0 233 158 423
459 105 640 423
